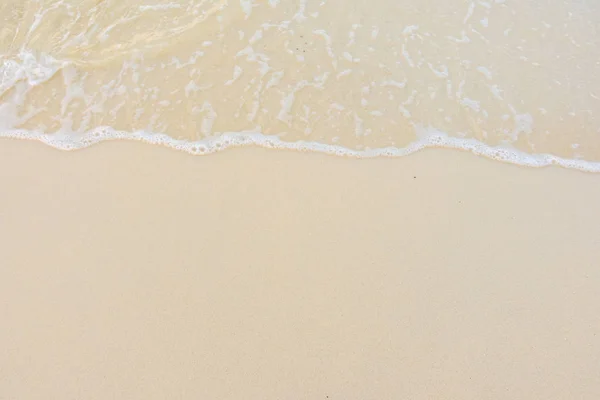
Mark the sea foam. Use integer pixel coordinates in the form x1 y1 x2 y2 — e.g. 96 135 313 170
1 125 600 172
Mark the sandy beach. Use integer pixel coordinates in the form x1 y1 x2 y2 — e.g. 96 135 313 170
2 0 600 397
1 139 599 399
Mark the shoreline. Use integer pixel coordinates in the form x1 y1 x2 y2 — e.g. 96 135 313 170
2 128 600 173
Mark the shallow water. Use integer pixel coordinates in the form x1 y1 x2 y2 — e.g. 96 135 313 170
1 0 600 170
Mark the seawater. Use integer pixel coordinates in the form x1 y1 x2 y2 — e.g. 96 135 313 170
1 0 600 171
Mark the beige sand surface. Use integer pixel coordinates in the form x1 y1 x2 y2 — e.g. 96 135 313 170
1 140 600 399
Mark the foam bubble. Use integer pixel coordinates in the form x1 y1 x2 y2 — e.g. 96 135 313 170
44 128 600 169
2 125 595 172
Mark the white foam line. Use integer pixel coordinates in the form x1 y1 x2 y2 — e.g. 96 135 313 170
1 127 599 172
463 2 475 24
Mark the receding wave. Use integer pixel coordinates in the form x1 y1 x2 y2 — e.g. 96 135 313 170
1 0 600 171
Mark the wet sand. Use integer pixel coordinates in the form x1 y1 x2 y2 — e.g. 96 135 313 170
1 140 599 399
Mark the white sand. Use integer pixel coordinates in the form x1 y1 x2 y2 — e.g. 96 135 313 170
1 139 599 399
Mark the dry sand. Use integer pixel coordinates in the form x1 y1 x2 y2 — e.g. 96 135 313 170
1 139 600 399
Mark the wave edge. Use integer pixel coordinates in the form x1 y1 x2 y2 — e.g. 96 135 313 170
2 126 600 173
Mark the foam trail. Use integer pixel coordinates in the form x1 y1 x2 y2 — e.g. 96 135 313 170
1 127 599 172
